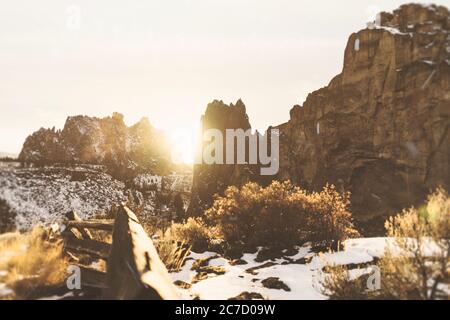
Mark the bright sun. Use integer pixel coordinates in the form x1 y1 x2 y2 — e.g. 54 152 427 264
168 126 198 165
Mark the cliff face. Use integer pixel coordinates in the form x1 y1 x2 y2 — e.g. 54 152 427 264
190 4 450 234
276 4 449 233
19 113 171 178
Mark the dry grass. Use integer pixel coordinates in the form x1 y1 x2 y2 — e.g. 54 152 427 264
154 239 191 272
0 227 68 299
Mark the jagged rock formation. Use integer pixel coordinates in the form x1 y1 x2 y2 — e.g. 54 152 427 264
190 4 450 234
19 113 171 178
189 99 261 214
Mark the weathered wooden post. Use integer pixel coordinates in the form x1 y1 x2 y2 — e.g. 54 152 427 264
102 205 179 300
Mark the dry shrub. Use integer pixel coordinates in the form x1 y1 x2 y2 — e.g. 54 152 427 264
0 227 68 299
380 187 450 300
205 181 358 248
320 265 378 300
165 218 213 252
323 188 450 300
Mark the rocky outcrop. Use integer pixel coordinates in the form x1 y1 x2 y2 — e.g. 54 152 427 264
189 99 261 214
19 113 171 178
190 4 450 234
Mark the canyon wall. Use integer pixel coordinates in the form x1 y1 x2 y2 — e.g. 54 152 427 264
190 4 450 234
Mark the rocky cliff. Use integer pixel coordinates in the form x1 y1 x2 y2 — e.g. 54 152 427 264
19 112 171 178
190 4 450 234
189 99 261 214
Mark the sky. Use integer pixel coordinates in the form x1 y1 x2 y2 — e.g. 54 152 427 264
0 0 449 159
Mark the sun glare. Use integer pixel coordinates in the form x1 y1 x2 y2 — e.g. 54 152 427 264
169 126 198 165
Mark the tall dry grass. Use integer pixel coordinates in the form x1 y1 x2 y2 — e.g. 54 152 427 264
0 227 68 299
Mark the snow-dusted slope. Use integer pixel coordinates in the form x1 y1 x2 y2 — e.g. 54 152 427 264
0 163 126 230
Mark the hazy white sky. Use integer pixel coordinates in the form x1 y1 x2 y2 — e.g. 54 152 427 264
0 0 448 155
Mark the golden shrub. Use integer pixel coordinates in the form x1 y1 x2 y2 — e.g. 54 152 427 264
205 181 359 248
165 217 213 252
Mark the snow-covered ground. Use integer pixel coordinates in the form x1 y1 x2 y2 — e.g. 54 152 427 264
0 163 127 230
171 238 392 300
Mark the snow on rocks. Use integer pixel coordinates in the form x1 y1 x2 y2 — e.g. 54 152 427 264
170 238 392 300
376 26 413 37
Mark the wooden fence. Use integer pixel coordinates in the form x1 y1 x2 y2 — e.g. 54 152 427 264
63 205 179 300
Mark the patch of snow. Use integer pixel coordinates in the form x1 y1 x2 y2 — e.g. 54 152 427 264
375 26 413 37
425 41 435 49
0 283 13 297
38 291 76 300
172 245 326 300
421 59 436 66
89 260 103 271
417 3 436 11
